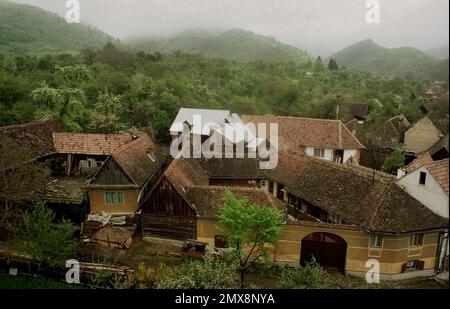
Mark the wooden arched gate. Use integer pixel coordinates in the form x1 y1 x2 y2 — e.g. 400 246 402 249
300 232 347 272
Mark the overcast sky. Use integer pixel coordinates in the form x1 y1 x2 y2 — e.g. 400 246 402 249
11 0 450 56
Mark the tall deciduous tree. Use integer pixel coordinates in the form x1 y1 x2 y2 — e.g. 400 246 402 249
218 190 285 287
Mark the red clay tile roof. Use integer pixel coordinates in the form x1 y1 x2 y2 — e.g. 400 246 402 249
405 153 434 173
424 159 449 194
164 157 284 218
186 186 285 218
241 115 364 154
163 154 447 233
112 133 167 187
0 120 63 158
53 132 133 155
265 154 447 234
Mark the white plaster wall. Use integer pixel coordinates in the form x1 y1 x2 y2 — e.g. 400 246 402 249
343 149 358 163
397 166 449 218
305 147 333 161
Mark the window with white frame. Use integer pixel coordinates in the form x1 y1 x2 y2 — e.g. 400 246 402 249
406 260 418 271
313 148 325 158
104 192 124 205
370 235 383 248
409 234 423 247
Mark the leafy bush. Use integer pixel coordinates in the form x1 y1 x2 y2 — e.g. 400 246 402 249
278 259 335 289
157 256 239 289
381 150 405 174
14 202 78 269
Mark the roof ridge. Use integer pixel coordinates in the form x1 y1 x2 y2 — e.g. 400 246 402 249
0 119 59 130
112 133 149 157
282 153 393 183
242 115 344 123
54 132 131 137
369 181 393 230
339 119 366 149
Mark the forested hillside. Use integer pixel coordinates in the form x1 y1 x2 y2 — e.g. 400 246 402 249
330 39 449 81
0 0 118 54
426 44 449 60
126 29 311 62
1 42 438 139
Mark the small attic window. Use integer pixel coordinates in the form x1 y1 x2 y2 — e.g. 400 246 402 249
419 172 427 185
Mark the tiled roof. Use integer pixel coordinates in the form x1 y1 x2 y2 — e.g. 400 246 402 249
425 134 449 157
112 133 168 187
342 103 369 119
241 115 364 154
186 186 285 218
53 132 133 155
424 159 449 194
405 153 434 173
163 157 284 218
428 111 449 135
164 154 447 233
265 154 448 234
34 176 86 204
0 120 63 158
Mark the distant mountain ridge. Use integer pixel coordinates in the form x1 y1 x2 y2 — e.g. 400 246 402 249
0 0 120 54
126 29 311 62
426 44 449 60
330 39 449 81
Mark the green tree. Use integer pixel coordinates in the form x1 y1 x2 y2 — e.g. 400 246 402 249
89 91 124 133
14 202 78 269
157 256 239 289
327 58 339 71
277 259 334 289
30 84 86 131
381 150 406 174
218 190 285 287
314 56 325 72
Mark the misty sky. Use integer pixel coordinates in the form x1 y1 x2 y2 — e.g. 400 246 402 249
10 0 450 56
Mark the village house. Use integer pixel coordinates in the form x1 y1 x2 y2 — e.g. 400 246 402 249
86 133 169 215
0 120 166 223
397 156 449 219
404 111 449 154
0 120 89 222
143 152 448 280
242 115 365 164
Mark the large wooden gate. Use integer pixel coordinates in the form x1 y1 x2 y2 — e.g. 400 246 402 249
300 232 347 271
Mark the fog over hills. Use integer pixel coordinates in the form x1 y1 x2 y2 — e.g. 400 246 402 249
8 0 449 57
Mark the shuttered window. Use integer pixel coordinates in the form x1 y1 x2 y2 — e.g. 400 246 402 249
105 192 124 205
409 234 423 247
